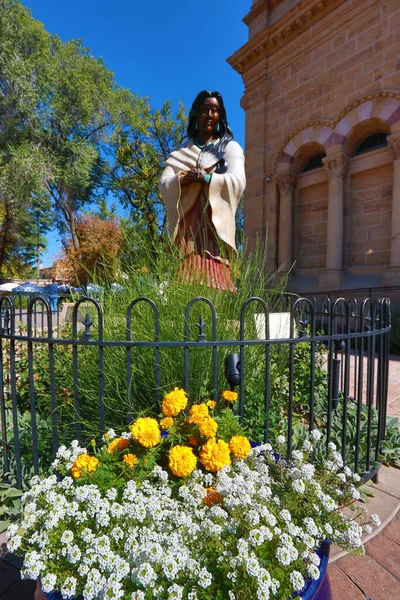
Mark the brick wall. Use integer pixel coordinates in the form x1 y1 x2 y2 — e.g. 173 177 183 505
293 177 328 273
228 0 400 286
346 157 393 270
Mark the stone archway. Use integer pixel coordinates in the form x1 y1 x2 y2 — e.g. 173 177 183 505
272 93 400 289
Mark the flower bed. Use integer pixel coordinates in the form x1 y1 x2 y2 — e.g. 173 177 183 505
7 389 380 600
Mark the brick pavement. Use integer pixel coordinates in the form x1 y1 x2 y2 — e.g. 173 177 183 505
387 354 400 418
329 510 400 600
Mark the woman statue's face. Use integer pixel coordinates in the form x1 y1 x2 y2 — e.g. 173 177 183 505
198 97 220 137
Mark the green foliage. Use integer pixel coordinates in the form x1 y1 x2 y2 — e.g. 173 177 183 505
0 409 45 529
108 97 187 244
0 0 188 277
379 416 400 467
0 480 23 532
290 398 400 475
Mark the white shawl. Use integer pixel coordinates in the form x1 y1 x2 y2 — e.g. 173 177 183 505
159 139 246 253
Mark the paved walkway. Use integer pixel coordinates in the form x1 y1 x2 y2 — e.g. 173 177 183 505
1 354 400 599
387 353 400 418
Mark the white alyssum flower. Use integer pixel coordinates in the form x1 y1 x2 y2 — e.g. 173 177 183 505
310 429 322 441
103 429 116 442
292 479 305 494
370 514 381 527
41 573 57 593
290 570 305 592
61 576 77 599
10 429 381 600
308 563 320 580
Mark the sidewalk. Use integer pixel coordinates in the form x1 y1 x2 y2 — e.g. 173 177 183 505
386 353 400 418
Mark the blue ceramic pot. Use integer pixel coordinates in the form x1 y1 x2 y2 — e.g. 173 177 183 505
301 539 332 600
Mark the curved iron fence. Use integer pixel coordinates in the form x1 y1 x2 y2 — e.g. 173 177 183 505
0 294 391 487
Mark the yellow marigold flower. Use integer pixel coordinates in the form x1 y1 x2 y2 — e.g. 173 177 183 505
188 403 209 425
107 437 131 453
160 416 174 430
169 445 197 478
203 487 223 507
123 453 138 468
229 435 251 459
199 438 231 472
161 387 188 417
71 454 99 479
206 400 216 409
222 390 238 403
130 417 160 448
198 416 218 438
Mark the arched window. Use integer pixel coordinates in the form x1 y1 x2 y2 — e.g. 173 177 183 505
302 153 325 172
354 132 388 156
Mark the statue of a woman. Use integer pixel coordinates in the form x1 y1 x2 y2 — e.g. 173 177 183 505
159 90 246 291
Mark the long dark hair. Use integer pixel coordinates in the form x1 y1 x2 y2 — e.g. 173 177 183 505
187 90 234 141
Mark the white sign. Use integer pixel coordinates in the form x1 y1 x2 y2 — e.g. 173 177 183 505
254 312 294 339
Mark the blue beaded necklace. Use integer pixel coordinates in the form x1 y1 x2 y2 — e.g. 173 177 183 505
194 137 216 150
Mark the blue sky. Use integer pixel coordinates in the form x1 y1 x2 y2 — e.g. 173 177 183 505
21 0 250 266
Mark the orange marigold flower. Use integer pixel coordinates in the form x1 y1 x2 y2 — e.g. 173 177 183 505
229 435 251 459
123 453 138 468
188 436 199 447
188 403 209 425
198 416 218 438
206 400 216 410
203 487 223 507
160 416 174 430
130 417 160 448
161 387 188 417
222 390 238 403
199 438 231 472
107 437 131 453
169 445 197 478
71 454 99 479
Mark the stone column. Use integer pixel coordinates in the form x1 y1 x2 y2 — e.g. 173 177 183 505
382 134 400 286
319 153 349 289
275 171 297 271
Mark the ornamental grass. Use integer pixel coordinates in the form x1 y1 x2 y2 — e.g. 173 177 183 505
7 388 381 600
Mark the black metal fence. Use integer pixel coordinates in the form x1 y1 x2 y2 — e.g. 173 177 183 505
0 293 391 488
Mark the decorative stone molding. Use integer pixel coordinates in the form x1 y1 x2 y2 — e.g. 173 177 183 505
275 172 297 194
270 91 400 177
228 0 347 74
388 135 400 160
322 155 349 179
333 90 400 126
240 78 273 110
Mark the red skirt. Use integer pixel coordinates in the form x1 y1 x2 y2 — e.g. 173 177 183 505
179 254 236 293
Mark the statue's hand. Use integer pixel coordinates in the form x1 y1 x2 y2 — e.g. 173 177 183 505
180 168 206 187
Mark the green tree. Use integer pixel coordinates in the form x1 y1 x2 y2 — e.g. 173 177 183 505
107 96 187 244
0 0 121 268
0 0 187 277
0 0 53 274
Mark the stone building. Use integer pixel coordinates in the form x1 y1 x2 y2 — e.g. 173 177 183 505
228 0 400 296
